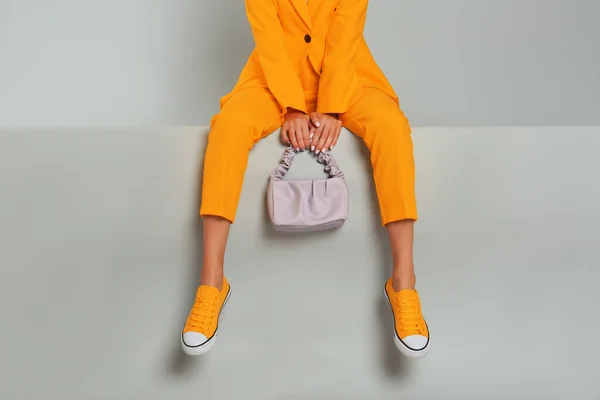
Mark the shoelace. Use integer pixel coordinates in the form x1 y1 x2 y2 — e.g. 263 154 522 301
185 293 218 334
395 294 425 337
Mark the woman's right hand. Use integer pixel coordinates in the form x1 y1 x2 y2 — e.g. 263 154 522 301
281 108 313 151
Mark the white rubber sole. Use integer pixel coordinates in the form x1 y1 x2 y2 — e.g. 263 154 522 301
181 288 231 356
384 288 430 359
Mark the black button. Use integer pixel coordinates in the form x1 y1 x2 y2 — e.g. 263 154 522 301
304 34 311 43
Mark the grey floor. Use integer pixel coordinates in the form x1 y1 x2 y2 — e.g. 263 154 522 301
1 126 599 399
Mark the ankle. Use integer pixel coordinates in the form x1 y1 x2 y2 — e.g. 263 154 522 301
200 268 224 291
392 274 416 292
201 278 223 291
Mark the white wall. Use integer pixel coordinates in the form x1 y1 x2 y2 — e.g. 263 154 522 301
1 0 599 127
1 126 599 399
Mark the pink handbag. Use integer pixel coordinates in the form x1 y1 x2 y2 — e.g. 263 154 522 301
267 147 349 232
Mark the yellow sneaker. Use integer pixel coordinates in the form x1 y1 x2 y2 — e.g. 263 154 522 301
181 277 231 355
384 278 430 358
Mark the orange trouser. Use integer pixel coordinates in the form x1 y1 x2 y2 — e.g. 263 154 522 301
200 60 417 225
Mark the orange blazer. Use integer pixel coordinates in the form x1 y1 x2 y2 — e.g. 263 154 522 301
219 0 399 115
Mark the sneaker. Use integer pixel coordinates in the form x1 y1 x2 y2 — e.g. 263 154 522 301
181 277 231 355
384 278 430 358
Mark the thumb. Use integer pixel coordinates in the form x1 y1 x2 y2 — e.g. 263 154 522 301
280 125 290 144
309 113 321 128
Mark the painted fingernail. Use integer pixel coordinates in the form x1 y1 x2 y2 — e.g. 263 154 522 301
315 149 320 155
311 146 315 151
315 122 320 127
330 145 334 150
295 148 300 151
310 132 314 139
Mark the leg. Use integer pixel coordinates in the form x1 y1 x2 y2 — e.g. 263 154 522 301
181 87 281 355
387 220 416 290
199 87 282 289
340 88 417 289
200 216 230 290
341 88 429 358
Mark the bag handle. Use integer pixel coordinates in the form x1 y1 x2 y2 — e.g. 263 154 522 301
270 146 345 181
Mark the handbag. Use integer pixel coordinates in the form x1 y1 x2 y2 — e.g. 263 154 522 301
267 146 349 232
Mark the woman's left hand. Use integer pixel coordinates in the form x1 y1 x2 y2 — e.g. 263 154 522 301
309 112 342 154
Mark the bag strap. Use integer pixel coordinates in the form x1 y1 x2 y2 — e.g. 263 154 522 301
270 146 345 181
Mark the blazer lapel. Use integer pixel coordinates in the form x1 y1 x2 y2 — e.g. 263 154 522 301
308 0 321 17
290 0 312 30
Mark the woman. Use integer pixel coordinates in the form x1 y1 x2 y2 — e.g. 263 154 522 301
181 0 430 359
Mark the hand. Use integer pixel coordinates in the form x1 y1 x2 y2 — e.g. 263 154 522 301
309 112 342 154
281 108 313 151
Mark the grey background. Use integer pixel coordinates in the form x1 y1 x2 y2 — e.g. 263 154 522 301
1 0 600 398
1 126 599 399
1 0 599 127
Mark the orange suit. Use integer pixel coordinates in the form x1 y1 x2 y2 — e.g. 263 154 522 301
200 0 417 225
